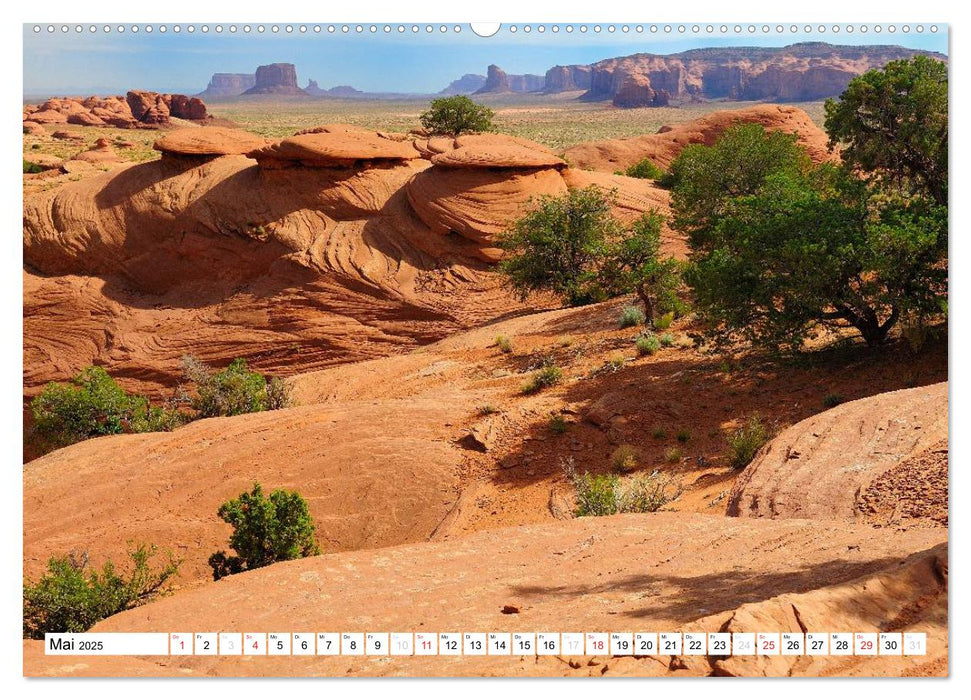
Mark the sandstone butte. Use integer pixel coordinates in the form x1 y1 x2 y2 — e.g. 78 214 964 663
22 104 948 677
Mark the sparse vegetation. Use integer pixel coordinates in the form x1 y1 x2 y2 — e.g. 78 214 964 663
726 415 771 470
477 403 499 416
651 425 667 439
548 414 569 434
23 158 45 174
665 446 683 464
181 356 292 418
521 363 563 395
419 95 494 136
676 428 691 443
30 366 182 452
23 544 180 638
624 157 666 180
209 483 320 580
659 332 676 347
566 460 680 516
611 444 640 473
654 312 674 330
635 332 661 356
494 335 513 354
619 305 646 328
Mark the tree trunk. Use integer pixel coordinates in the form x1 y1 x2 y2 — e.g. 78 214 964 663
636 285 655 326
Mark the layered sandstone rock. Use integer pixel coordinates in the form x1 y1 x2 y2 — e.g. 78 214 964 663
562 104 835 172
727 382 948 523
24 513 946 677
407 134 568 260
153 127 270 158
247 125 420 168
22 92 210 130
553 42 947 104
439 73 487 95
543 64 592 92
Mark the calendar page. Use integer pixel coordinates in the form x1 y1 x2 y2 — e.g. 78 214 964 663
19 10 950 682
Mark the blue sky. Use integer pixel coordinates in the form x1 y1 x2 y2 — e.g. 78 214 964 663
23 24 949 97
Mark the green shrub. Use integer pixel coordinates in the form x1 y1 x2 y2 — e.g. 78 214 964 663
659 333 676 347
569 470 620 516
611 444 640 473
651 425 667 439
567 462 679 517
635 332 661 356
665 446 683 464
182 356 292 418
727 415 770 469
619 305 646 328
624 158 665 180
676 428 691 443
654 312 674 330
30 366 182 451
477 403 499 416
209 483 320 580
23 544 180 639
23 159 45 174
494 335 513 354
522 363 563 395
419 95 494 136
549 414 569 434
822 393 843 408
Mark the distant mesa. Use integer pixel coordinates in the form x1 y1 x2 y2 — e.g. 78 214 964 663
475 65 545 94
439 73 487 95
442 42 945 107
304 80 364 98
242 63 308 96
197 73 256 98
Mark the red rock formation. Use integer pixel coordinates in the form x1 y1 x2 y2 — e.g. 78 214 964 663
474 64 545 94
197 72 257 98
543 64 592 92
243 63 307 95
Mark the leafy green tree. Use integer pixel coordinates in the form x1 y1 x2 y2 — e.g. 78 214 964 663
599 212 684 324
668 123 810 248
181 356 291 418
684 167 946 348
23 544 180 638
499 186 618 306
209 483 320 580
825 55 948 205
31 366 182 451
419 95 495 136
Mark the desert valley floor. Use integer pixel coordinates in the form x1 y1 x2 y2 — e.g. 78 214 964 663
22 95 947 677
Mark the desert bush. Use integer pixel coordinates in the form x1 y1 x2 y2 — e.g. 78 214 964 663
522 363 563 395
611 444 640 473
181 356 292 418
616 471 682 513
477 403 499 416
619 305 646 328
494 335 513 354
419 95 494 136
23 544 180 638
209 482 320 580
726 415 770 470
654 312 674 330
30 366 182 451
659 333 676 347
548 414 569 434
23 159 45 174
624 158 665 180
664 446 683 464
676 428 691 443
566 461 679 516
651 425 667 439
635 332 661 356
